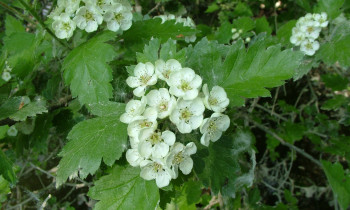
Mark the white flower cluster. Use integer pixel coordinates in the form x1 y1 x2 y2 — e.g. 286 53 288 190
49 0 133 39
154 14 196 43
1 61 12 82
290 13 328 56
121 59 230 188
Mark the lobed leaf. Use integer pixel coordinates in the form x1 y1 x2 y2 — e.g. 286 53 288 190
56 103 127 187
62 31 117 106
88 165 160 210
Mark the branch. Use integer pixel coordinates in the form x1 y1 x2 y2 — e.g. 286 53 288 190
17 0 71 50
249 118 322 167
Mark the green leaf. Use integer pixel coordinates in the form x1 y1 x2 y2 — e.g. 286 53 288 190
5 14 24 36
160 39 186 63
136 38 161 63
3 32 37 78
232 17 255 33
321 95 348 110
62 31 117 105
0 150 16 184
296 0 312 12
233 2 253 17
321 74 349 91
193 135 240 194
9 99 47 121
136 38 186 64
277 20 297 47
215 21 233 44
0 96 23 120
88 165 160 210
293 57 316 81
255 16 272 35
316 19 350 67
315 0 344 19
205 3 220 13
121 19 197 51
222 36 303 107
87 101 126 117
185 37 229 89
0 125 9 140
56 103 127 187
167 181 201 210
0 175 11 204
321 160 350 210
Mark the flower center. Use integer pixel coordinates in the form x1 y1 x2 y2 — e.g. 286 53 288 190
115 13 123 22
153 163 162 172
163 69 171 79
180 108 192 122
140 75 151 85
173 152 183 164
208 120 217 132
305 42 313 50
140 120 153 128
208 96 218 106
307 26 314 33
63 22 71 31
159 101 168 111
149 132 162 145
179 80 192 91
84 11 94 20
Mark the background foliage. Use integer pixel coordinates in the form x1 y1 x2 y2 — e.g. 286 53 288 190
0 0 349 209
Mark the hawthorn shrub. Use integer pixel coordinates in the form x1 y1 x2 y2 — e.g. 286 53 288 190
0 0 349 209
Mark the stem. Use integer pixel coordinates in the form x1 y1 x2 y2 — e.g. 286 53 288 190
17 0 71 50
0 1 36 25
250 119 322 167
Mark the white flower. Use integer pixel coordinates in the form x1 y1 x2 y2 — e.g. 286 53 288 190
57 0 81 15
127 107 158 138
104 3 133 32
126 62 157 97
155 59 182 84
200 113 230 146
300 39 320 56
85 0 114 14
314 12 328 28
202 84 229 113
146 88 176 119
290 31 305 46
52 13 76 39
73 5 103 32
170 97 204 134
168 68 202 100
1 71 11 82
120 97 147 124
126 148 146 167
166 142 197 178
300 21 321 40
138 129 176 159
140 159 173 188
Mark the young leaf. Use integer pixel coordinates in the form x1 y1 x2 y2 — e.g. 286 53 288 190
193 135 240 194
185 37 229 88
316 19 350 67
5 14 24 36
88 165 160 210
9 99 47 121
136 38 161 63
56 103 127 187
222 36 303 106
315 0 344 19
121 19 197 51
62 31 117 106
0 150 16 184
322 160 350 210
277 20 297 47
